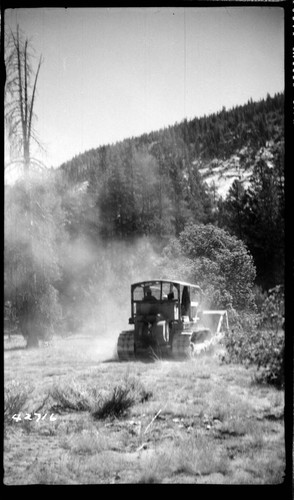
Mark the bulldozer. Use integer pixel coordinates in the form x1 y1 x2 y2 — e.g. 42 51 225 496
117 280 229 360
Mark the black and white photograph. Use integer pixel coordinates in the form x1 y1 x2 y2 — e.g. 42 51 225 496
3 5 287 485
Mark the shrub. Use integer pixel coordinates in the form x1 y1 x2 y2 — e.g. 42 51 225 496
224 325 284 388
223 286 284 388
253 285 268 313
160 223 256 309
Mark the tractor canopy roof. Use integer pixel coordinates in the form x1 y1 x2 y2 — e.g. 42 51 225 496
131 279 202 290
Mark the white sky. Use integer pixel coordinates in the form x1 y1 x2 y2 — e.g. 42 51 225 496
5 7 284 169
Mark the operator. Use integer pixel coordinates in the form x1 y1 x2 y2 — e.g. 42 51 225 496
143 287 157 302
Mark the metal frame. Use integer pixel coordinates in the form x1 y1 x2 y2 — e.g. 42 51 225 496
130 279 203 321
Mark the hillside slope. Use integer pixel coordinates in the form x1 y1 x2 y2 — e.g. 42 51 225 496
197 140 278 198
55 92 284 290
59 92 284 201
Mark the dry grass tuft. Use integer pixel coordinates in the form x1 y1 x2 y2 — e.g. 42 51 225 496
49 381 101 413
92 385 136 419
62 428 107 455
92 374 153 420
4 381 32 424
138 435 230 483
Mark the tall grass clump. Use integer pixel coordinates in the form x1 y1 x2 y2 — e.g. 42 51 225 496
49 381 100 412
92 375 152 420
48 374 152 419
92 385 135 419
122 373 153 404
223 286 284 388
4 381 32 424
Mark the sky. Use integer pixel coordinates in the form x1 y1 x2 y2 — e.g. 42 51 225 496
5 6 284 169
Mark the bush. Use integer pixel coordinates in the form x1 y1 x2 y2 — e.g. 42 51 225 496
223 286 284 388
5 174 65 348
253 285 268 313
18 284 63 348
160 223 256 310
224 320 284 387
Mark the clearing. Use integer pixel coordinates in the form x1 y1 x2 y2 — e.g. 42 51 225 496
4 333 285 485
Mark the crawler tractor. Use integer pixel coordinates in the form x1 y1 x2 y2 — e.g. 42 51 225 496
117 280 229 360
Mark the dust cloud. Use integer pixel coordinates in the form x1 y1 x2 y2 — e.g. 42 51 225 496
56 234 164 361
5 171 166 362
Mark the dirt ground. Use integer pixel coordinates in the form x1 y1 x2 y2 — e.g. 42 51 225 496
4 333 286 485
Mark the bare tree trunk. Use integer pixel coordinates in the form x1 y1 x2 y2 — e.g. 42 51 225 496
6 26 43 348
6 25 42 174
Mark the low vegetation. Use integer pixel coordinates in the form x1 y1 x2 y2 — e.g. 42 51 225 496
92 385 136 420
4 334 285 485
4 381 32 425
49 382 96 413
223 286 284 388
92 376 153 420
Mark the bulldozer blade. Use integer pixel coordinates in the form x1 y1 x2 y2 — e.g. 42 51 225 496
201 310 229 335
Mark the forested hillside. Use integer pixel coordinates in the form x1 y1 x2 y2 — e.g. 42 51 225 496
59 92 284 288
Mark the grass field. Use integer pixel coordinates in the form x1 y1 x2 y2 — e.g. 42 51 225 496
4 333 285 485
